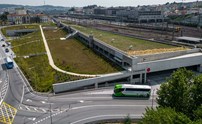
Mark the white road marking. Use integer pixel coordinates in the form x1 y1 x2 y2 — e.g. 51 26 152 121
25 106 30 111
71 104 154 110
70 114 142 124
20 86 25 104
86 90 113 95
41 108 46 112
28 117 36 121
26 99 32 102
34 108 38 111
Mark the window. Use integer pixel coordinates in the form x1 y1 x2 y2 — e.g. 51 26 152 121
133 74 140 79
114 88 124 93
125 88 150 92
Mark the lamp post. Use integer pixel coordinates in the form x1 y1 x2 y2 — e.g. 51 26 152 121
152 89 155 108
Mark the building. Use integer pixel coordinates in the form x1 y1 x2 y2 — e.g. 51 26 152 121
53 21 202 93
116 9 138 22
138 11 164 23
7 14 29 24
15 8 27 15
7 8 49 24
8 14 49 24
94 7 107 15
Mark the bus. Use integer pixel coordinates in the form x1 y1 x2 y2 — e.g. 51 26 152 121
5 57 14 69
113 84 151 98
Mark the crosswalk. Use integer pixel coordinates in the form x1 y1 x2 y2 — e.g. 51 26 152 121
0 78 9 105
0 102 17 124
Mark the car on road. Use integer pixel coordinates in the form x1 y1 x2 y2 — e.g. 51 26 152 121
6 42 11 46
2 44 5 47
1 39 4 41
5 48 9 53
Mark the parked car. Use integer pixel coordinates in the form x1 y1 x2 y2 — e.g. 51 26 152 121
5 48 9 52
2 44 5 47
7 42 11 46
1 39 4 41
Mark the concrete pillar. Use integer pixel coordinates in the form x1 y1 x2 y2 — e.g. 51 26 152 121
144 72 147 84
130 75 133 84
95 83 98 89
122 61 125 67
140 74 143 83
197 64 202 72
105 82 109 87
89 35 94 48
67 26 71 33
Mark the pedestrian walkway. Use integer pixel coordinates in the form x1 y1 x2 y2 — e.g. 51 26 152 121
39 25 97 78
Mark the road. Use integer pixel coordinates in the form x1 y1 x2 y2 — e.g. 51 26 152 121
0 26 160 124
8 67 159 124
5 66 159 124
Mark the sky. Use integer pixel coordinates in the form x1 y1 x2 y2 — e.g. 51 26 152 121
0 0 198 7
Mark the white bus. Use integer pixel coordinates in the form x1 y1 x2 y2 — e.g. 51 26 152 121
113 84 151 98
5 57 14 69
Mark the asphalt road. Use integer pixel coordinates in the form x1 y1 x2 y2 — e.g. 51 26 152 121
0 26 160 124
0 56 159 124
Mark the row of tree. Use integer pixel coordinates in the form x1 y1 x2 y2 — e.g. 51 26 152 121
0 12 9 21
140 68 202 124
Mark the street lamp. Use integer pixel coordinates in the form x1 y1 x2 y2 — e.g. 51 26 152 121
152 89 155 108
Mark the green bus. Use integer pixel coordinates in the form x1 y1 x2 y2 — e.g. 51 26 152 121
113 84 151 98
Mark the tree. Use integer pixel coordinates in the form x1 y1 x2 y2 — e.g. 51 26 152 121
190 75 202 114
156 68 202 119
68 7 75 12
0 12 9 21
124 114 131 124
139 107 191 124
193 105 202 121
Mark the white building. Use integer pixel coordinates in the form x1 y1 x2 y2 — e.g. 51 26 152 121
15 8 27 15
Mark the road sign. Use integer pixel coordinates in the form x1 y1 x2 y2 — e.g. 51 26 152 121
147 68 151 73
0 102 17 124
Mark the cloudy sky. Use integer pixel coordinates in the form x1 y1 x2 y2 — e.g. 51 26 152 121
0 0 198 7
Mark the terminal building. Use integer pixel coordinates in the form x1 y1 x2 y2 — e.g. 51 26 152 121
53 19 202 93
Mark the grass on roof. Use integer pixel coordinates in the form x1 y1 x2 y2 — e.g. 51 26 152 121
43 26 121 74
66 23 177 52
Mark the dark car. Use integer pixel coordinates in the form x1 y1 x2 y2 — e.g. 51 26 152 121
2 44 5 47
5 48 9 52
1 39 4 41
